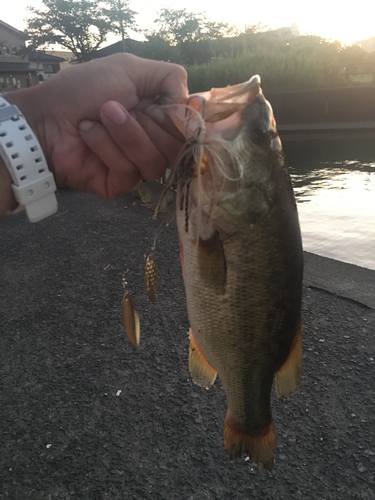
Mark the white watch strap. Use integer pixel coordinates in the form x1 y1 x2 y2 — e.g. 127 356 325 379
0 95 57 222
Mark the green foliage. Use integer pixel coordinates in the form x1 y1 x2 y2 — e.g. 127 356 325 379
152 8 200 45
26 0 138 62
149 8 237 65
137 34 178 62
186 34 374 93
102 0 138 40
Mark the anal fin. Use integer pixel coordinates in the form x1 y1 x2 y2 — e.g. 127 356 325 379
189 329 217 389
275 320 303 398
224 414 275 470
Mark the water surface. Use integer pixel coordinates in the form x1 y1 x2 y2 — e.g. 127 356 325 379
284 138 375 270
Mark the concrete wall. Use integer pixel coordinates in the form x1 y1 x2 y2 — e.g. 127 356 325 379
266 87 375 125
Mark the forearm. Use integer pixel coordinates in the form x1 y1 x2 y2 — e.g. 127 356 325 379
0 156 17 216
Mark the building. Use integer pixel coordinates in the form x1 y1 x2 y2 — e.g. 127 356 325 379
0 20 36 89
0 20 65 89
45 50 76 70
92 39 143 59
28 51 65 82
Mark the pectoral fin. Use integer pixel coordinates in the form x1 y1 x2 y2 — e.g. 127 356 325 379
275 320 303 398
197 232 227 294
189 329 217 390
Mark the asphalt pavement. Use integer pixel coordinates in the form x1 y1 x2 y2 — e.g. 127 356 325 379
1 188 374 500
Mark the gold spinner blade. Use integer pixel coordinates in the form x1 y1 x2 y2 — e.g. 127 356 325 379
144 251 158 303
123 290 140 347
122 274 140 347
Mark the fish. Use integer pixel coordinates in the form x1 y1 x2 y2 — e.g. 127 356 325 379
160 75 303 469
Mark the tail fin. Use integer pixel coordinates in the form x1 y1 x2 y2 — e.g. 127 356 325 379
275 321 303 398
224 414 275 470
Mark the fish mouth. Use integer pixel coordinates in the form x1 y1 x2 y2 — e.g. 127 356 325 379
170 75 262 142
161 75 281 150
188 74 261 124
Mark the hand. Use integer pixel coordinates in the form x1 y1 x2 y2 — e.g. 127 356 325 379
5 54 188 199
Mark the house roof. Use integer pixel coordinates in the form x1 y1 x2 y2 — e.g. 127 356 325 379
0 20 28 40
93 39 142 58
28 51 66 63
0 61 30 72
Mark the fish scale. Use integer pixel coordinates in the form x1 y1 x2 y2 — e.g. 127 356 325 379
182 230 294 420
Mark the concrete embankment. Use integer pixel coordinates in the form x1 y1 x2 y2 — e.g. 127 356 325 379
267 86 375 139
304 252 375 310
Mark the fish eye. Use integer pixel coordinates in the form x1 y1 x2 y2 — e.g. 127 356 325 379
249 121 271 146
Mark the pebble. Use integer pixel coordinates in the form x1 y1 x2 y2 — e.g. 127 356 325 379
357 464 366 473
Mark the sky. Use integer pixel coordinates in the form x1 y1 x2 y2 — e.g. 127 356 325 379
1 0 375 47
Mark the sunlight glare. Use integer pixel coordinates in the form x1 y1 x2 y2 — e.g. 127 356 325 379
1 0 375 46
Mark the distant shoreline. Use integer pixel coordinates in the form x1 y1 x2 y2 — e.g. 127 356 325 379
278 122 375 141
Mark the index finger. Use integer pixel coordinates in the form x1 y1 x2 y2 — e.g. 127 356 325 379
123 54 189 100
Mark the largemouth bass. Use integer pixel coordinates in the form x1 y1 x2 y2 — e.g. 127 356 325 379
160 75 303 469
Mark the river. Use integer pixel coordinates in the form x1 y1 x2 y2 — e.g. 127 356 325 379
283 137 375 271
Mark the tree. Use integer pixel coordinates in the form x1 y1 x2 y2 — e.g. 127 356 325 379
201 21 239 41
137 34 177 62
151 8 237 64
153 8 202 45
26 0 137 62
153 8 235 46
102 0 138 41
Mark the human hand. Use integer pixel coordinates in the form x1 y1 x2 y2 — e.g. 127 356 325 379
5 54 188 199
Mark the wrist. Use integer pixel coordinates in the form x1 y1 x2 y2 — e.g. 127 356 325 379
2 86 48 162
0 94 58 222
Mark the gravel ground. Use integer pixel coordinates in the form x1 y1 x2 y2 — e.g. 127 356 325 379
0 188 374 500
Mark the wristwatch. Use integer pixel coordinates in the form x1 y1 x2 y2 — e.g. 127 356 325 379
0 95 57 222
